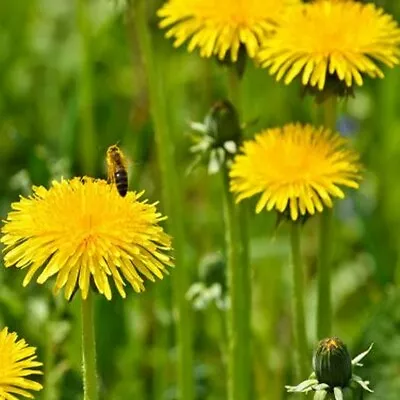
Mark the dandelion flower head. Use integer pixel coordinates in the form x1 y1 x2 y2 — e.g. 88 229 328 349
258 0 400 90
230 123 361 221
158 0 299 61
1 178 173 300
0 327 43 399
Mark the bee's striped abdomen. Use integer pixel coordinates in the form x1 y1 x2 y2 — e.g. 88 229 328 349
106 144 129 197
115 169 128 197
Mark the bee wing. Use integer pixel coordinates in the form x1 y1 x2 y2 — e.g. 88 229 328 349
119 150 129 170
107 158 116 184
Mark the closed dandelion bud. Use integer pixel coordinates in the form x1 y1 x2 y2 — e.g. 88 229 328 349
188 100 242 175
313 337 352 388
205 100 241 147
186 253 228 310
287 339 373 397
199 252 226 291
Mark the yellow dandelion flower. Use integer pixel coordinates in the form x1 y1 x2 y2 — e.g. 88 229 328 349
157 0 299 61
0 327 43 399
230 123 361 221
258 0 400 89
1 178 173 300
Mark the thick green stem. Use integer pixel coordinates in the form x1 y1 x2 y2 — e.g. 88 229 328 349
77 4 98 394
81 292 98 400
43 322 56 400
372 69 400 285
317 96 337 340
223 64 252 400
227 68 241 115
134 2 193 399
290 223 309 378
76 0 96 175
317 209 333 340
221 166 252 400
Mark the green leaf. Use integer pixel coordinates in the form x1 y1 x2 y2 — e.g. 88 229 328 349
334 387 343 400
352 375 373 392
314 383 330 391
285 379 318 392
314 389 328 400
351 343 373 366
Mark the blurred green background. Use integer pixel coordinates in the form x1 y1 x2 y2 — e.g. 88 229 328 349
1 1 400 399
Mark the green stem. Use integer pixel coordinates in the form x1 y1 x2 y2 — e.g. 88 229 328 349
223 64 252 400
134 2 193 399
227 68 241 115
373 69 400 285
321 96 337 132
218 308 228 367
153 287 170 399
290 223 308 378
43 322 55 400
221 166 252 400
317 96 337 340
81 292 98 400
76 0 96 175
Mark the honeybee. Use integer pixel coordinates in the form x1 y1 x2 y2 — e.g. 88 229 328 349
106 144 128 197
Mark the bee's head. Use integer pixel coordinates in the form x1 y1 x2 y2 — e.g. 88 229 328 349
107 145 120 157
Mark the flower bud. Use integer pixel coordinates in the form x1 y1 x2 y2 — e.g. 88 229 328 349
313 337 352 388
204 100 241 147
199 252 226 291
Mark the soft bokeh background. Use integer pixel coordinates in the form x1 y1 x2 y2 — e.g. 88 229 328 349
1 1 400 399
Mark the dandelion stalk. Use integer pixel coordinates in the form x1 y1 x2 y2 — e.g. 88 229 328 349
290 222 308 378
134 1 194 399
188 95 251 399
76 0 96 175
81 292 99 400
317 96 337 340
222 68 251 399
227 68 241 115
43 321 57 400
221 165 251 400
